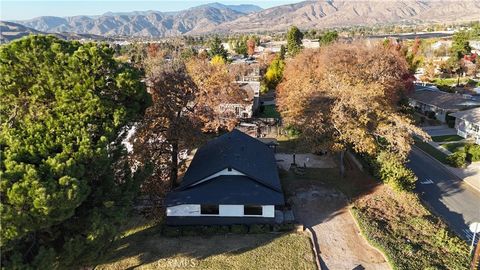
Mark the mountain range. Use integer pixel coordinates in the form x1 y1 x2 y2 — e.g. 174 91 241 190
4 1 480 39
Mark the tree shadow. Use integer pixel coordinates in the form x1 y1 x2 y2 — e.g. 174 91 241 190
94 223 286 269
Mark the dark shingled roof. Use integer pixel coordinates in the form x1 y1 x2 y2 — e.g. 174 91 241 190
179 129 282 192
165 175 284 206
410 90 480 110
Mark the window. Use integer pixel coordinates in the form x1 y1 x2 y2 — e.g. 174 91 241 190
244 205 263 216
200 205 219 215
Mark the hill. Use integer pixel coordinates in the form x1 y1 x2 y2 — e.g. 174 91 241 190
15 3 260 38
0 21 109 43
9 0 480 38
206 0 480 34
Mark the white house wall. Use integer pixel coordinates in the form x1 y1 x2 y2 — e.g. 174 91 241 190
166 204 275 218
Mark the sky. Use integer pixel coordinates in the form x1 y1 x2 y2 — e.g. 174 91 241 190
1 0 298 21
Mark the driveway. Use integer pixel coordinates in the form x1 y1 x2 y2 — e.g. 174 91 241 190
422 125 457 137
290 183 390 270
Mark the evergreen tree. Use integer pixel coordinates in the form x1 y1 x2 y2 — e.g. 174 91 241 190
451 30 472 61
279 45 286 60
286 26 303 56
0 35 150 268
319 31 339 45
208 36 228 60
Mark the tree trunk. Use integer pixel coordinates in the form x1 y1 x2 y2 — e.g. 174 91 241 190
170 140 178 188
339 150 345 177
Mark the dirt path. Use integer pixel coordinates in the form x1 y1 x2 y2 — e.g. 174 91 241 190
291 184 390 270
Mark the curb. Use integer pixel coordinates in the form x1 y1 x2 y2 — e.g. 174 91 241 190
348 208 393 270
304 226 323 270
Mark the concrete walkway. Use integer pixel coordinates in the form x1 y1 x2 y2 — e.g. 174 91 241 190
447 162 480 192
425 140 453 155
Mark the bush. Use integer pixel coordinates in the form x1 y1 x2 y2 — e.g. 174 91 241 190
162 226 181 237
249 224 270 234
466 144 480 162
273 223 295 232
231 224 248 234
375 151 417 192
447 151 467 167
426 111 436 119
182 226 204 236
203 225 230 235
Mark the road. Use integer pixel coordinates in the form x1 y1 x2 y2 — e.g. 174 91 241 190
407 147 480 242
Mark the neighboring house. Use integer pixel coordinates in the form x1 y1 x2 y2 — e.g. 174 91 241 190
302 39 320 49
219 64 260 119
450 108 480 144
409 89 480 123
165 129 285 225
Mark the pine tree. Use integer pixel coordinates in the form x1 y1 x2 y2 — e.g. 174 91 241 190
208 36 228 60
286 26 303 56
0 35 150 268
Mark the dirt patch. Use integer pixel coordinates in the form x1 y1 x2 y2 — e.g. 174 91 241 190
290 182 390 270
276 153 336 171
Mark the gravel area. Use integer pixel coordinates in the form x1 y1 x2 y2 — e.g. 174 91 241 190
291 184 390 270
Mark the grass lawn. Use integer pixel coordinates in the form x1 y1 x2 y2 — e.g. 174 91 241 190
259 105 281 118
432 77 470 86
431 135 464 143
414 138 449 164
93 216 316 270
286 163 469 269
440 142 467 153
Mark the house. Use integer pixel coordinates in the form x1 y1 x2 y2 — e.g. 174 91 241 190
165 129 285 225
302 39 320 49
409 89 480 123
218 63 261 119
450 108 480 144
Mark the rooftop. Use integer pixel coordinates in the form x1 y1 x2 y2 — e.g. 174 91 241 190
450 107 480 124
410 90 480 110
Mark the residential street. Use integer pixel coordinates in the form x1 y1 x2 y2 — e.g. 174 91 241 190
407 147 480 242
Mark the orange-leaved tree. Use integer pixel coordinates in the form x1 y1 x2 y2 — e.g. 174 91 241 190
277 42 428 180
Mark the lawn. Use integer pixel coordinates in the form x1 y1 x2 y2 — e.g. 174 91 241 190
432 77 470 86
259 105 281 118
93 216 316 270
431 135 464 143
286 164 469 269
414 138 449 164
440 142 467 153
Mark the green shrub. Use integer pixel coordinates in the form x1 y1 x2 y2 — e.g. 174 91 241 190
447 151 467 167
202 225 229 235
182 226 203 236
249 224 270 234
230 224 248 234
375 151 417 192
162 226 181 237
466 144 480 162
273 223 295 232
